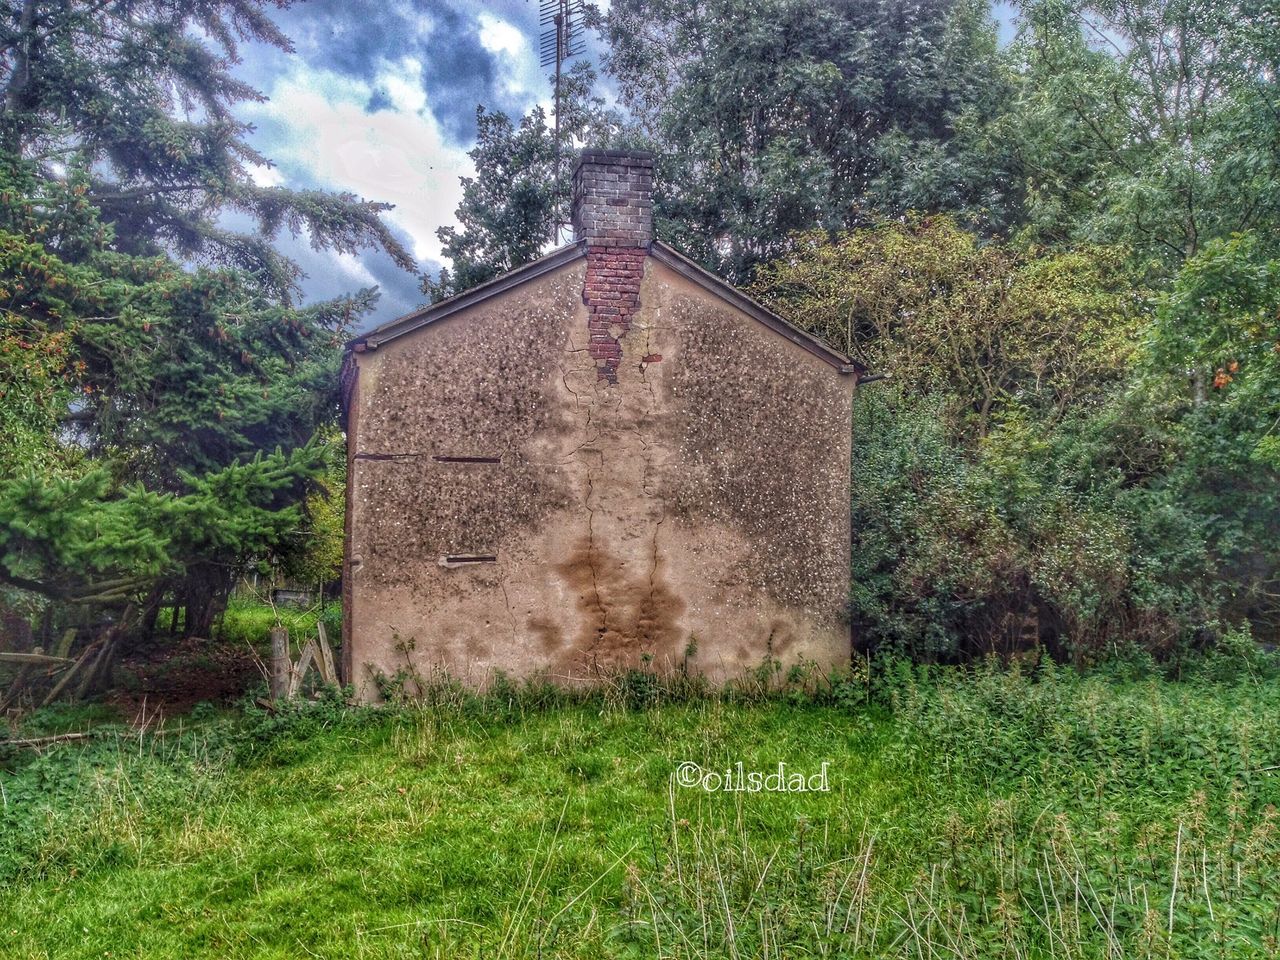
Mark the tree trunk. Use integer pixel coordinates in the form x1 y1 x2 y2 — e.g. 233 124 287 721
177 563 232 639
138 583 166 642
3 0 39 120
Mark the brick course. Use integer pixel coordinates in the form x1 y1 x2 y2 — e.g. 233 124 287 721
584 246 646 382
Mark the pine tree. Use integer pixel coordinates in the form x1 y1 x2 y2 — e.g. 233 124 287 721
0 0 415 299
0 2 413 652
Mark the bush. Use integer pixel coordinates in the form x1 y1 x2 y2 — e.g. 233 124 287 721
850 388 1225 663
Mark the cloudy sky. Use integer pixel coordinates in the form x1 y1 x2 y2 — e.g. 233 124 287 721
230 0 567 327
233 1 1019 329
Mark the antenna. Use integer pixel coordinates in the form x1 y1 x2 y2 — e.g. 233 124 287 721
539 0 587 243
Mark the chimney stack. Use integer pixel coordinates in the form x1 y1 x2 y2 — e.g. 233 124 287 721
571 149 654 248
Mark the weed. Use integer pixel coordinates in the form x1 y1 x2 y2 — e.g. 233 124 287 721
3 662 1279 957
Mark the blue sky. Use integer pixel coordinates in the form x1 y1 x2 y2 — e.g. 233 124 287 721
231 0 560 326
233 1 1021 329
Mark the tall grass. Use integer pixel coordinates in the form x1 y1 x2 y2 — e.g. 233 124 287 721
621 776 1280 958
615 661 1280 959
2 661 1279 958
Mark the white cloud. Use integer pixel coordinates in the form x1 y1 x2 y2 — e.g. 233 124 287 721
332 250 378 287
239 62 472 265
248 162 284 188
478 12 544 101
380 57 429 115
477 14 525 58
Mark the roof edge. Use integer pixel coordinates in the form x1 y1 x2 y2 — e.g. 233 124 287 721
347 237 865 376
648 242 864 375
348 240 587 351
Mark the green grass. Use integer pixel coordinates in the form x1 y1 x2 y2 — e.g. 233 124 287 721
2 662 1280 958
215 595 339 650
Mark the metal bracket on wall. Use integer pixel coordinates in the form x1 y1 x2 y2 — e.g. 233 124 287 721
438 554 499 568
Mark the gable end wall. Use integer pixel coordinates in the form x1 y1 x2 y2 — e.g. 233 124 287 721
344 254 854 697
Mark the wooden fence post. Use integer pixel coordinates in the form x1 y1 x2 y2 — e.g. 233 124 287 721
316 622 337 686
270 626 290 701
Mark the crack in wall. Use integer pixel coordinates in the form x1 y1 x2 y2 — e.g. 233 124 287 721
638 290 670 643
552 255 685 672
582 459 610 646
499 580 518 649
347 244 854 693
558 332 603 465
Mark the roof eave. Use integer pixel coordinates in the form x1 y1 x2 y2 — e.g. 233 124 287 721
648 241 864 375
347 240 587 352
346 237 864 377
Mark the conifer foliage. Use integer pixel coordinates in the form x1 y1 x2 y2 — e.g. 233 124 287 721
0 1 414 658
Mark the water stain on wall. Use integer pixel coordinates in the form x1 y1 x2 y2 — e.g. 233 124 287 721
551 536 687 673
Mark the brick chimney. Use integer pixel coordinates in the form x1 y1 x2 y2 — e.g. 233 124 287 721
572 150 655 384
571 149 654 248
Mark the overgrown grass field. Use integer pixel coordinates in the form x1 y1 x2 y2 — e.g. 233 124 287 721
2 660 1280 959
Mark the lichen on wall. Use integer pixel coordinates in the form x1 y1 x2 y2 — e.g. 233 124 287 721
661 285 853 617
353 265 585 587
345 252 854 696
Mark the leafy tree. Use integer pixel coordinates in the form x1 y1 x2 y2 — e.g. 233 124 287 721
425 62 623 300
846 383 1221 663
753 217 1139 438
596 0 1019 282
281 426 345 592
1145 233 1280 633
0 218 77 470
755 218 1240 659
0 1 414 655
0 468 171 604
1011 0 1280 266
0 155 367 639
0 446 320 607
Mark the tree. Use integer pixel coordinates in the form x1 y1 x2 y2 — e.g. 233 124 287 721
281 426 345 592
1145 233 1280 634
750 217 1247 659
0 0 414 299
595 0 1020 282
424 62 623 300
752 217 1139 438
0 2 413 660
1011 0 1280 267
0 155 369 640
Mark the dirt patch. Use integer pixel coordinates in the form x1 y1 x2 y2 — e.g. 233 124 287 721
106 636 259 721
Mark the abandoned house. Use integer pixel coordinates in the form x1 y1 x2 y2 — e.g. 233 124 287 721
340 149 862 699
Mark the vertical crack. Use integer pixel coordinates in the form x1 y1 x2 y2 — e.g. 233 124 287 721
636 298 669 639
499 580 518 648
583 462 609 646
